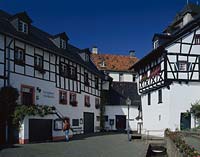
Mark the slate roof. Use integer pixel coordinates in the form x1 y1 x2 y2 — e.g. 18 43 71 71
133 4 200 71
91 53 138 72
107 82 141 107
0 10 104 78
164 3 200 34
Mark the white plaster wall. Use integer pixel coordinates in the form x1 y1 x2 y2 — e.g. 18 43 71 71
141 87 170 136
105 105 138 131
109 73 119 82
9 72 100 140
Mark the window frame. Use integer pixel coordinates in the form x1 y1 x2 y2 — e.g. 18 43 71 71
18 20 28 33
34 54 44 71
194 34 200 45
84 72 89 86
59 90 67 105
148 93 151 105
84 95 90 107
60 39 66 49
14 46 25 66
70 92 77 106
95 77 99 89
158 89 162 104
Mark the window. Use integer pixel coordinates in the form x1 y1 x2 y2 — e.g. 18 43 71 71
21 85 34 105
34 54 43 70
85 54 89 62
133 75 136 82
148 93 151 105
95 98 100 109
69 66 77 79
177 61 188 71
84 95 90 107
104 116 108 122
95 77 99 89
14 47 25 65
84 72 89 86
96 116 100 122
19 20 28 33
70 92 77 106
59 90 67 104
72 119 79 126
154 40 159 49
158 89 162 104
60 39 66 49
59 63 68 77
195 34 200 45
119 73 123 82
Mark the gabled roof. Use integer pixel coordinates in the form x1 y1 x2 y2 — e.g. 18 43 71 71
133 4 200 72
52 32 69 40
9 11 32 23
0 9 104 78
91 53 138 72
164 3 200 33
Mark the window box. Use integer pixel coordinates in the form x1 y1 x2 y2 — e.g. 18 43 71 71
34 66 46 74
70 101 78 107
95 104 100 109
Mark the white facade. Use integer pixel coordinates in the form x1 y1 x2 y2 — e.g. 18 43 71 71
0 32 103 143
136 17 200 136
108 71 135 82
105 105 139 131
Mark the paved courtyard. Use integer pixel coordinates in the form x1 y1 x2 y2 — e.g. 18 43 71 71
0 133 148 157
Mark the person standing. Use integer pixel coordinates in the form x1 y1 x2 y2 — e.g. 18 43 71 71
63 118 70 142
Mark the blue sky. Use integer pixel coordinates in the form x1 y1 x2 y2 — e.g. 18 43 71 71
0 0 196 58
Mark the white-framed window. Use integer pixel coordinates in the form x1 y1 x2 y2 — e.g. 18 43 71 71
19 20 28 33
14 47 25 65
34 54 43 69
119 73 124 82
60 39 66 49
69 66 76 79
95 77 99 89
59 90 67 104
177 61 188 71
154 40 159 49
195 34 200 45
60 62 68 77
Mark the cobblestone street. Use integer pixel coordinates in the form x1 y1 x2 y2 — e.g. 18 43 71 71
0 133 148 157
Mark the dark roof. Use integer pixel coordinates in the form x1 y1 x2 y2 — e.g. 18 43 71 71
0 10 104 78
164 3 200 33
9 11 32 23
107 82 141 107
152 33 172 41
133 5 200 72
53 32 69 40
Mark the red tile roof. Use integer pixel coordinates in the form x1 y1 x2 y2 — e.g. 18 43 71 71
91 53 138 71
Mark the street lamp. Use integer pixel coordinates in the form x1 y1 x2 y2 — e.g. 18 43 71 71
126 97 131 141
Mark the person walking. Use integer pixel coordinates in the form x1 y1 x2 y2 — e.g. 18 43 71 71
63 118 70 142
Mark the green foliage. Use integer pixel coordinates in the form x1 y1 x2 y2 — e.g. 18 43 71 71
0 86 19 121
166 130 200 156
190 101 200 118
100 90 108 131
12 105 55 128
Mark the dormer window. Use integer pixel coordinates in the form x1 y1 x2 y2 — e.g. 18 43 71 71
19 20 28 33
154 40 159 49
60 39 66 49
85 54 89 62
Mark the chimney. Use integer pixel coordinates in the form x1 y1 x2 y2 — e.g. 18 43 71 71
129 50 135 57
92 46 98 54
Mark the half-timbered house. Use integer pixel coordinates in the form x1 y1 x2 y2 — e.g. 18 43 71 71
91 49 142 132
132 3 200 136
0 10 106 143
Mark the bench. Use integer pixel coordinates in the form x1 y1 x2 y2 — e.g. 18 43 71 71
71 127 83 135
